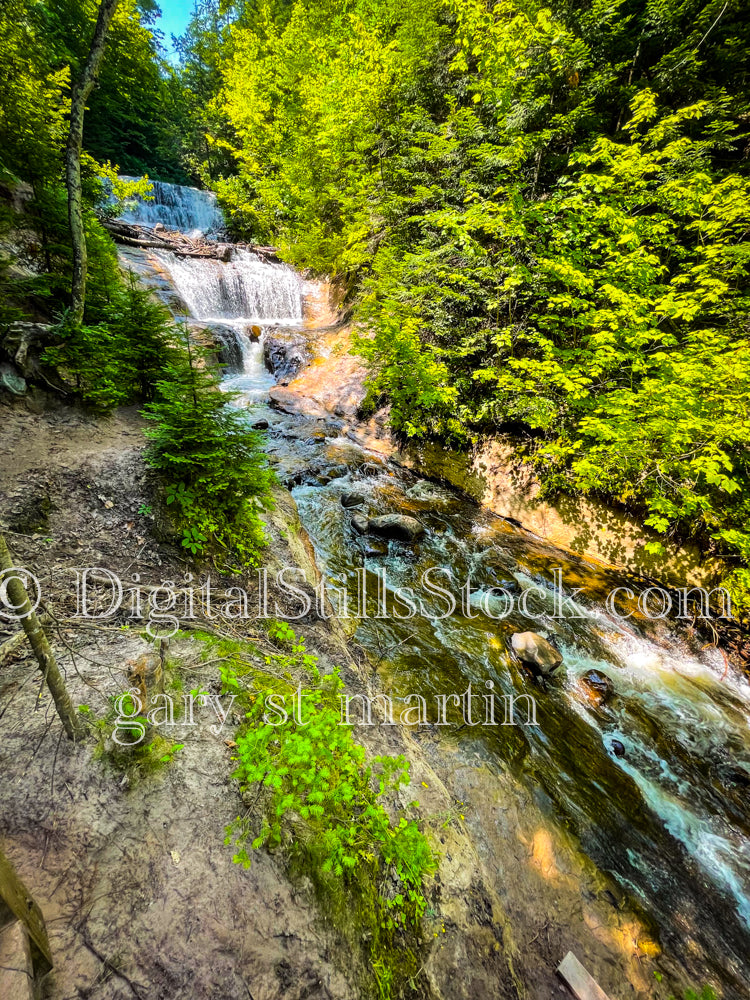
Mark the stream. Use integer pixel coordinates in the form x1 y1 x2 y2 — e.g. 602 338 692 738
119 180 750 995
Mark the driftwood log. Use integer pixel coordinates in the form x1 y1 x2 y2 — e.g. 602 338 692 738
103 220 279 262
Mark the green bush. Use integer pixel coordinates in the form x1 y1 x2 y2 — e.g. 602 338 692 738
42 272 176 411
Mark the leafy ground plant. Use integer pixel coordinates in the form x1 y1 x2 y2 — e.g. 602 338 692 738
201 624 437 999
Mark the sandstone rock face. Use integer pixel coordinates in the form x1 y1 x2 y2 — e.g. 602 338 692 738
510 632 563 675
263 329 311 381
367 513 425 542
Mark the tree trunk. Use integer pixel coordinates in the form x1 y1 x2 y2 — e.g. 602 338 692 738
65 0 122 326
0 534 85 742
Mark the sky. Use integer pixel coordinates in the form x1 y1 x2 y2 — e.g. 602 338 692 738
155 0 195 63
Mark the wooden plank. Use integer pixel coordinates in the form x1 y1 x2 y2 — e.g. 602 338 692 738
0 848 52 975
557 951 613 1000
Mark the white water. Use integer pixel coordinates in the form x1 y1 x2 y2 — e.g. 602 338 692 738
117 181 302 401
154 249 303 326
222 330 277 403
120 177 224 237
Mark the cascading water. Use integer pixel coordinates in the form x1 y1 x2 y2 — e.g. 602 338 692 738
118 181 750 993
117 179 304 401
151 247 302 402
153 249 303 326
290 466 750 991
119 177 224 237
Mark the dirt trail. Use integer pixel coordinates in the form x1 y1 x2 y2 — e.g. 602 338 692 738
0 402 354 1000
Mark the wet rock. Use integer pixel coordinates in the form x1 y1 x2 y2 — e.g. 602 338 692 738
251 418 269 430
247 324 262 342
510 632 563 676
611 739 626 758
368 513 425 542
326 466 347 480
362 539 388 557
153 222 165 232
341 491 366 508
264 330 311 380
284 471 305 489
190 322 244 370
268 386 329 418
581 669 614 705
351 514 369 535
157 290 191 315
478 546 516 578
360 461 383 477
0 362 27 397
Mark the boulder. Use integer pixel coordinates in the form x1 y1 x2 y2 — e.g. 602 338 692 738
611 739 626 758
341 491 366 508
251 418 269 430
367 514 425 542
580 669 614 706
510 632 563 676
248 324 262 342
351 514 369 535
0 362 27 397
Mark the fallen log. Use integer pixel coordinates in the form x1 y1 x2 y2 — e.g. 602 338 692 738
103 219 279 263
104 221 232 260
114 233 232 260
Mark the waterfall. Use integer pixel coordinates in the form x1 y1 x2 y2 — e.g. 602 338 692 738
119 177 224 237
222 328 277 403
153 249 303 325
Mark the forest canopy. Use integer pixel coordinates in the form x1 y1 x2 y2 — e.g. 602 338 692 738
181 0 750 606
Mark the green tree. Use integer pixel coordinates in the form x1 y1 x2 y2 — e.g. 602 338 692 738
143 331 274 564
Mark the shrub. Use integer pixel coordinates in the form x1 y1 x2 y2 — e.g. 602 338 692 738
207 625 437 999
42 272 176 411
